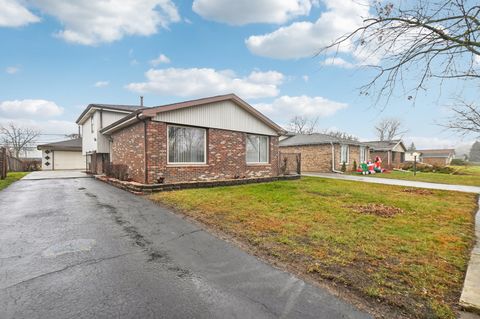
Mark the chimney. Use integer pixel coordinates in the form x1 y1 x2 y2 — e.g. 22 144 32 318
140 96 144 107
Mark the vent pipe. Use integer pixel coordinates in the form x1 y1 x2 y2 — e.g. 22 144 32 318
140 96 144 107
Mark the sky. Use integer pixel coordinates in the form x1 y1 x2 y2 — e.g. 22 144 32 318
0 0 477 153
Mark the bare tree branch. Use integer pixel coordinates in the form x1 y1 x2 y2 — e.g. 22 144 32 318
0 123 40 158
287 116 319 134
374 118 408 141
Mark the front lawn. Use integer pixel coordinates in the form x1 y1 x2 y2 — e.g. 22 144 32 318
149 177 477 318
360 165 480 186
0 172 28 191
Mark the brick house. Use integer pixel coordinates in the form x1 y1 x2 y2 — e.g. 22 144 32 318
279 134 370 173
90 94 285 184
364 140 407 169
417 149 455 166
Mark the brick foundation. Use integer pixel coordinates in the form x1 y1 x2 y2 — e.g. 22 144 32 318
111 120 279 184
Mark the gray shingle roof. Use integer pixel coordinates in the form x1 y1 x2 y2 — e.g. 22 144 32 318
419 149 455 158
279 133 364 147
37 138 82 151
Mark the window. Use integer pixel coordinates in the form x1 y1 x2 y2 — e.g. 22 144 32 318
246 134 269 163
90 116 94 133
168 125 206 164
340 145 349 163
360 146 367 162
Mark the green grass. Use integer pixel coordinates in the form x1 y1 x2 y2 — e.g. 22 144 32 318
0 172 28 191
149 177 477 318
361 165 480 186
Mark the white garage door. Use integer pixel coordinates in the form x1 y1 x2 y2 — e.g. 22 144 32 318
42 150 85 170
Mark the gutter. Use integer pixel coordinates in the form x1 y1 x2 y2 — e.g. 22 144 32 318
330 142 344 174
136 113 148 184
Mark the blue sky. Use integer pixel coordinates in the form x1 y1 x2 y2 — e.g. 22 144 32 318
0 0 476 151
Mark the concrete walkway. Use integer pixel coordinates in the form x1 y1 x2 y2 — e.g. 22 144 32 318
305 172 480 314
303 172 480 194
22 170 91 180
460 197 480 313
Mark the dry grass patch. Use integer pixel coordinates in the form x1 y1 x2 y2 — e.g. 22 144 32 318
149 177 477 318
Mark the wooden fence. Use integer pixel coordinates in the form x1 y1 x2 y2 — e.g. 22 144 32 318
0 147 6 179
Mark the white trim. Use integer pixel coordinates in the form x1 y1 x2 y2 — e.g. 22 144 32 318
167 124 207 165
246 134 269 164
340 144 349 164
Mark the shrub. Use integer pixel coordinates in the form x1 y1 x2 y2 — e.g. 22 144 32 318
105 163 129 181
352 160 357 171
341 162 347 172
450 159 465 166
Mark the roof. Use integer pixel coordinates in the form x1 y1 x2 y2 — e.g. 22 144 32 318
37 138 82 151
100 93 285 135
279 133 366 147
75 103 143 124
418 149 455 158
364 140 406 152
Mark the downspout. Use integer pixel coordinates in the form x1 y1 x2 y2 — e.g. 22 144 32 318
331 142 343 174
137 113 148 184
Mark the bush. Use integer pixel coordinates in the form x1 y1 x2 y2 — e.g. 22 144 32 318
352 160 357 171
450 159 465 166
341 162 347 172
105 163 129 181
401 162 455 174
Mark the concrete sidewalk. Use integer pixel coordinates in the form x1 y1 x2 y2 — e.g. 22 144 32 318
460 197 480 313
22 170 91 180
303 172 480 194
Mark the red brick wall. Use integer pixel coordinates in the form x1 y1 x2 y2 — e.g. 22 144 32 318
112 120 279 184
111 121 145 182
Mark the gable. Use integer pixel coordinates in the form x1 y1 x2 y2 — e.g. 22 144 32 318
153 100 278 136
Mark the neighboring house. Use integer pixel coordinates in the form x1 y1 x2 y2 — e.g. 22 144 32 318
279 133 370 173
365 140 407 169
405 150 422 162
37 138 84 170
75 104 143 174
79 94 284 184
417 149 455 166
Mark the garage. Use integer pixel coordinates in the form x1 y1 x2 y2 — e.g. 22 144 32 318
37 138 85 170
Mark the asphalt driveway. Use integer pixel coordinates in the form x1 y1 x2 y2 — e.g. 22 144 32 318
0 176 371 319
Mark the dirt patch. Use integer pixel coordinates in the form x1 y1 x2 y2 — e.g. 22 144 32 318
346 204 404 218
402 188 434 195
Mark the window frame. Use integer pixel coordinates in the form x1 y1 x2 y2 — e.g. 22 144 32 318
167 124 207 165
360 146 367 162
90 116 94 133
246 134 269 164
340 144 349 164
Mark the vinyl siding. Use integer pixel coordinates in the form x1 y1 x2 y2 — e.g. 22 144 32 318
153 100 278 136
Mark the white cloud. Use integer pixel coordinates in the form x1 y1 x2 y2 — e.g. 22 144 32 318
150 54 171 66
246 0 369 59
5 66 19 74
254 95 348 122
94 81 109 88
0 118 78 136
0 0 40 27
192 0 313 25
320 57 355 68
0 99 63 119
126 68 284 99
28 0 180 45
